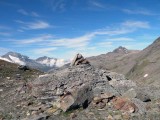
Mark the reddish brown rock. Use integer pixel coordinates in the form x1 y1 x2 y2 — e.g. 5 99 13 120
112 97 127 110
112 97 138 113
121 102 137 113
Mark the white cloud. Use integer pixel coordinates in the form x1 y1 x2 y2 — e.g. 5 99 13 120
0 32 11 36
12 26 132 48
122 8 159 16
107 37 134 42
122 20 150 29
18 9 28 15
17 29 24 32
31 12 39 17
90 1 105 9
94 28 134 36
32 47 57 55
47 21 147 48
0 25 12 36
43 0 66 12
16 34 53 44
16 20 51 30
45 28 132 48
0 25 11 30
48 33 95 48
17 9 40 17
97 41 113 47
27 20 51 29
11 20 150 58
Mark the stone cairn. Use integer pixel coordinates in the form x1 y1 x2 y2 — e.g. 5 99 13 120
71 53 90 66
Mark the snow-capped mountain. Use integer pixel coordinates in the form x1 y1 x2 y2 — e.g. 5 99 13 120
36 56 70 67
0 52 70 72
1 52 27 65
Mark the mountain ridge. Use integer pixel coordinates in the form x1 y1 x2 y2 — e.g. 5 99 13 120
88 37 160 86
0 52 70 72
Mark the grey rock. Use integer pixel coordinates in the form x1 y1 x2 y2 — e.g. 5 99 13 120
109 79 137 94
18 65 30 71
60 84 93 112
22 113 49 120
131 98 147 114
122 88 137 99
136 92 151 102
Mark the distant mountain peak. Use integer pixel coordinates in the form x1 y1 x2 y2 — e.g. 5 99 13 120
113 46 129 54
0 52 70 71
36 56 70 67
2 52 29 60
36 56 56 61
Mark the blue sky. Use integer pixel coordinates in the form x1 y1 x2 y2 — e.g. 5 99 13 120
0 0 160 59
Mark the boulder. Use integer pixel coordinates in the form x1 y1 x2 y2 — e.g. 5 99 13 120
136 92 151 102
60 84 93 112
60 94 75 112
112 97 138 113
122 88 137 99
18 65 30 71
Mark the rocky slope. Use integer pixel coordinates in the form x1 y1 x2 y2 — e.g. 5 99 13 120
0 59 42 119
126 37 160 86
1 54 160 120
89 37 160 86
88 46 140 76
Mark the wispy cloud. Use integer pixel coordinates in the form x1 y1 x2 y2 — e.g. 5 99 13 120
0 25 12 36
0 1 18 7
122 20 150 29
31 12 39 17
89 0 105 9
44 27 134 48
0 32 11 36
11 20 150 58
97 41 113 47
15 34 53 44
16 20 51 30
106 37 134 42
48 34 95 48
0 25 11 30
96 37 134 48
32 47 57 55
122 8 159 16
43 0 66 12
17 9 40 17
18 9 28 15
